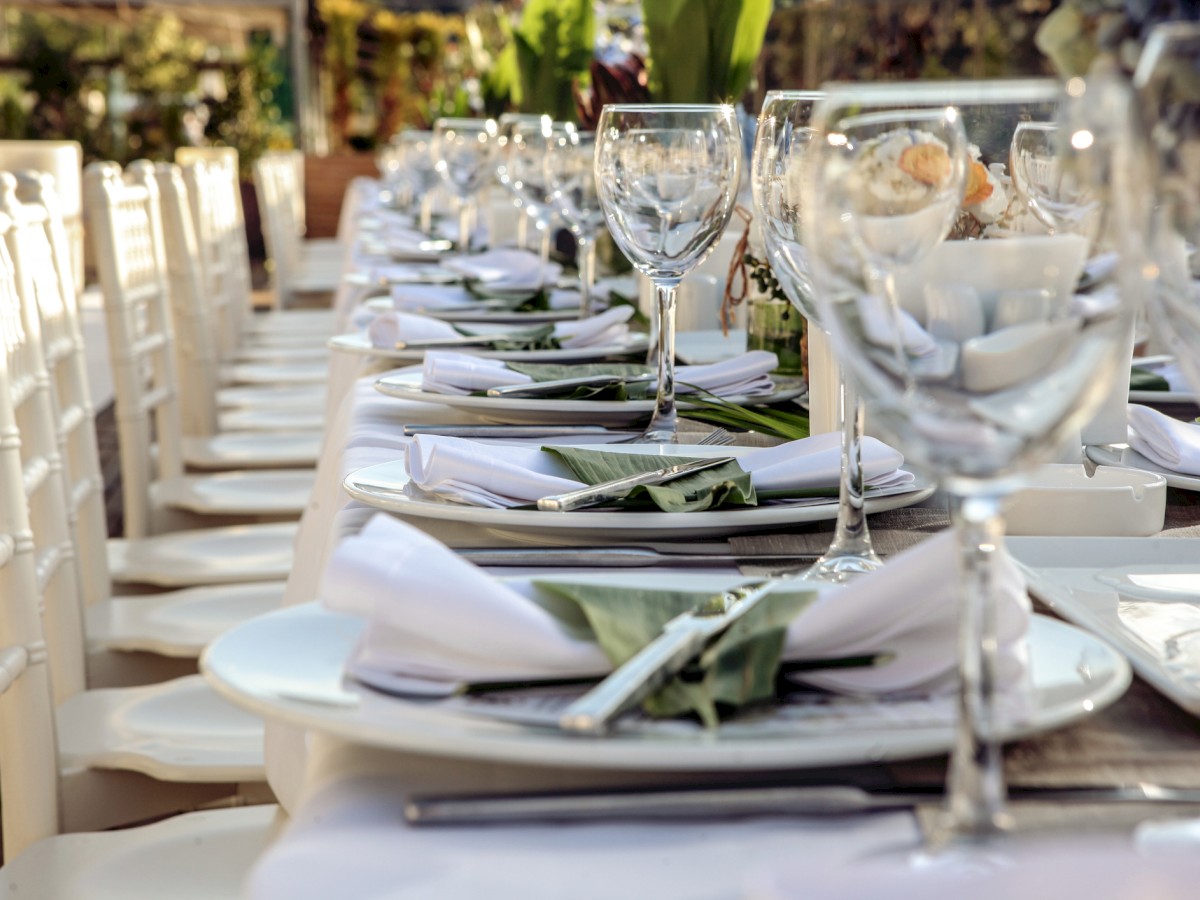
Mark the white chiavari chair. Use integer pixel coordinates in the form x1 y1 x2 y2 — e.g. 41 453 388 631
8 170 284 670
84 162 314 537
0 203 269 833
0 140 84 296
0 404 278 895
139 162 324 463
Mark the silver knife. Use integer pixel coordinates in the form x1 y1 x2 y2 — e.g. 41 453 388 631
404 782 1200 826
395 332 538 350
403 424 636 439
487 373 654 397
457 547 821 568
558 580 775 735
537 456 736 512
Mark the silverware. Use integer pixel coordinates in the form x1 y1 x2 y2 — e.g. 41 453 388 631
558 580 775 734
487 373 654 397
537 456 736 512
403 424 636 439
456 546 822 569
404 782 1200 826
395 332 537 350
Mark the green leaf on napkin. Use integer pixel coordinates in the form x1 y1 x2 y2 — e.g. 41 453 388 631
543 446 755 512
453 322 559 351
678 390 811 440
503 361 655 400
533 581 817 727
1131 366 1170 392
463 281 553 312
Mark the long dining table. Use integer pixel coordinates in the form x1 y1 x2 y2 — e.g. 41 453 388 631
204 179 1200 898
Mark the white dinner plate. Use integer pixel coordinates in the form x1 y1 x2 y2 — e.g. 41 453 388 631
1084 444 1200 491
329 331 650 364
201 597 1128 772
373 369 808 426
342 443 937 540
364 295 582 325
1008 536 1200 717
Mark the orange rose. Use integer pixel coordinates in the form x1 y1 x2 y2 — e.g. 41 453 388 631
963 161 994 206
898 143 952 186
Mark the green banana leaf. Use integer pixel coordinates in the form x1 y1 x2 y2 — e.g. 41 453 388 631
642 0 774 104
1130 366 1170 392
513 0 594 122
534 581 817 727
452 322 559 351
543 446 755 512
504 361 655 400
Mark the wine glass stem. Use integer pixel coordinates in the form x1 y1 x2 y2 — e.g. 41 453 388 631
419 194 434 235
539 218 553 267
578 237 597 319
644 280 679 443
516 212 529 250
942 491 1012 843
457 198 474 253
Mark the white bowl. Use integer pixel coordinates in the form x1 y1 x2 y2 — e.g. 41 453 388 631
1005 464 1167 537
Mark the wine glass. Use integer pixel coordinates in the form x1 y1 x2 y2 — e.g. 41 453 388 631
1010 121 1103 240
510 118 573 269
496 113 546 251
548 127 606 317
802 79 1144 847
753 89 887 584
1134 21 1200 395
398 130 439 234
432 117 499 253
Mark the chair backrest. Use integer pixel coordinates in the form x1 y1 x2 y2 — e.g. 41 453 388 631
0 140 83 296
0 338 61 858
84 161 186 539
0 183 89 705
6 171 110 611
253 151 302 307
180 160 241 362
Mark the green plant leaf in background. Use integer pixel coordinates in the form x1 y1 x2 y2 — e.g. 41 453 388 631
533 581 816 727
543 446 755 512
513 0 594 122
641 0 774 104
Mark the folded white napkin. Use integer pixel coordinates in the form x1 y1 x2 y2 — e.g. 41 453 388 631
404 431 914 509
1128 404 1200 476
367 305 634 351
389 283 581 313
418 349 780 397
441 249 562 292
859 293 939 358
1135 360 1192 393
321 514 1030 697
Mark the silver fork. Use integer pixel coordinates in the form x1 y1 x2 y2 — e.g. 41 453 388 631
695 428 734 447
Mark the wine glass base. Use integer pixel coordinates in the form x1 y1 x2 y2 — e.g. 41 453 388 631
798 549 886 584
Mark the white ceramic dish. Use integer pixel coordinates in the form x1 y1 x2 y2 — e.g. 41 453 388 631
363 295 582 325
201 597 1127 771
1008 536 1200 717
1005 464 1167 537
373 369 808 426
342 443 936 540
1084 444 1200 492
329 331 649 364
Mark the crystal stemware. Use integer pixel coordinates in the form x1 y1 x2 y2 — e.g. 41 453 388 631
753 89 885 583
510 118 573 270
432 117 498 253
496 113 546 251
398 130 438 234
548 127 606 317
595 104 742 443
803 78 1144 847
1134 21 1200 394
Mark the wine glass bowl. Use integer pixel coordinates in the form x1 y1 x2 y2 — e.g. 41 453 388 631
594 104 742 442
432 117 499 252
509 117 572 266
547 128 606 316
803 78 1144 845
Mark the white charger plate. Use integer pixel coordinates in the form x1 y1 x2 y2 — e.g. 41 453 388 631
373 369 808 426
1008 536 1200 717
364 295 582 325
330 331 649 364
1129 355 1198 405
341 443 936 540
1084 444 1200 492
201 592 1128 771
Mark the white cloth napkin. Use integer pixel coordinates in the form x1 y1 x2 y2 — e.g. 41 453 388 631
403 431 914 509
321 514 1030 696
1128 404 1200 476
441 249 562 292
418 349 780 397
367 305 633 351
388 283 580 313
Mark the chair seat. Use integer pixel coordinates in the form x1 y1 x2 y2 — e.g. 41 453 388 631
108 522 297 587
152 469 313 517
218 406 325 433
239 331 332 349
87 581 285 657
231 344 329 364
221 359 327 385
217 382 326 409
0 804 280 900
57 674 264 782
183 432 321 469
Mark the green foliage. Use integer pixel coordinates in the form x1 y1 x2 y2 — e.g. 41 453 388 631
203 41 292 178
641 0 773 103
512 0 594 122
122 14 203 97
